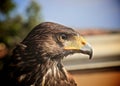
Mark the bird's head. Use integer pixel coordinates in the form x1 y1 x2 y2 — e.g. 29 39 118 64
21 22 93 62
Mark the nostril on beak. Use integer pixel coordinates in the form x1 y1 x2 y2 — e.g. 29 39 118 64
82 41 86 45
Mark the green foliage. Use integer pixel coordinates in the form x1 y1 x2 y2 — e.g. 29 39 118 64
0 15 23 48
0 0 43 52
0 0 16 18
24 1 43 35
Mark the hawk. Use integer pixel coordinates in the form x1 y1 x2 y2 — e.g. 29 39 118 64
0 22 93 86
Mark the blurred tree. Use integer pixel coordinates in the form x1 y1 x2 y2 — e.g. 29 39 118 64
0 0 17 50
0 0 16 19
20 1 43 39
0 0 43 68
0 15 23 49
26 1 41 28
0 0 43 50
0 0 16 69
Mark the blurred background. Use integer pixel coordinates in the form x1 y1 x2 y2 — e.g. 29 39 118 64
0 0 120 86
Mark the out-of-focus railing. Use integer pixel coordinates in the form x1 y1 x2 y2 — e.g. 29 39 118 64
63 33 120 70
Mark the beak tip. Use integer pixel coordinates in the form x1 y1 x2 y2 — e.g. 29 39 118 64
89 48 93 60
80 43 93 59
89 54 92 60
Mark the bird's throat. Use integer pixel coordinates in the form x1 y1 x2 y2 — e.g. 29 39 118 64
40 61 76 86
15 57 76 86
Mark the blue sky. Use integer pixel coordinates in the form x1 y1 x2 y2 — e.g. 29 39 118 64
13 0 120 29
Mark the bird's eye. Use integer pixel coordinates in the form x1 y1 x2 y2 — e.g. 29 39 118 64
61 34 67 40
58 34 68 42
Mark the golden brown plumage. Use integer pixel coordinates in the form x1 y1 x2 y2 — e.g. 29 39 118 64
0 22 93 86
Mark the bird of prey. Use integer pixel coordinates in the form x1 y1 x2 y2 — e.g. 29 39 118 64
0 22 93 86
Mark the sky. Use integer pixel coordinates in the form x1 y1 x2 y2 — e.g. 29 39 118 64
13 0 120 30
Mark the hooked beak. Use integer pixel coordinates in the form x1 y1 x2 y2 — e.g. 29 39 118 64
64 36 93 59
80 43 93 59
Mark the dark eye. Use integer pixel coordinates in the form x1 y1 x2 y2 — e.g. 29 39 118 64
61 34 67 40
57 33 67 42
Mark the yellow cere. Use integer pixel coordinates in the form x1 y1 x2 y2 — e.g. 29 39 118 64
64 36 87 50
